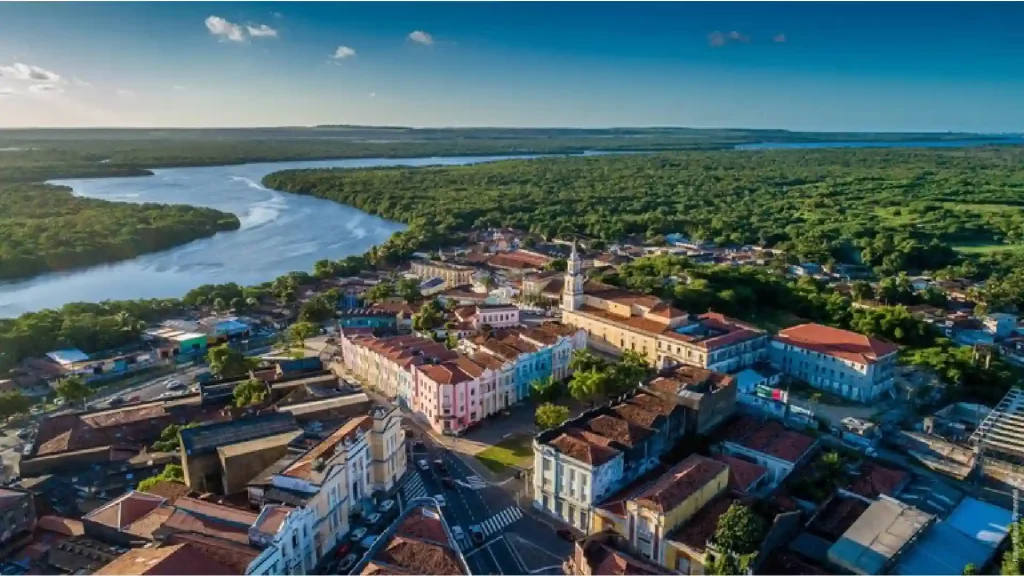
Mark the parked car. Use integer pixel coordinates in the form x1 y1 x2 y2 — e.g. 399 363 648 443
107 397 125 407
349 527 367 542
556 529 576 542
338 554 358 572
470 525 485 543
451 525 465 541
434 459 448 473
15 429 31 440
29 406 42 415
412 440 426 451
366 513 381 525
53 397 66 406
334 542 352 558
417 459 429 471
165 379 185 390
433 494 446 508
378 499 395 513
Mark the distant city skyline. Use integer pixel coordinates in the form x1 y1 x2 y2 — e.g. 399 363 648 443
1 2 1023 131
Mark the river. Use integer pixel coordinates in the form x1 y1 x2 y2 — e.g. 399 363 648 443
0 154 538 317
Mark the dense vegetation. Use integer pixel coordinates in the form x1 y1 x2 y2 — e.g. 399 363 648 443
265 147 1024 281
0 182 239 280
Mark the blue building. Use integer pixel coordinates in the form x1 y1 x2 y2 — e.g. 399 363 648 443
338 308 399 331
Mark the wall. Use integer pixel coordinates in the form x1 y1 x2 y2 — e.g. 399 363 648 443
770 340 896 402
562 310 658 365
219 443 293 495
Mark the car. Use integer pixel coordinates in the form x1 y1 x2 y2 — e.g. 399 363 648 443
433 494 446 507
349 527 367 542
165 380 185 390
53 397 66 406
451 525 465 541
127 394 141 403
107 397 125 407
556 529 576 542
15 429 31 440
29 406 42 415
338 554 358 572
470 525 485 543
442 477 456 490
366 513 381 525
433 459 448 473
377 499 395 514
417 459 429 471
333 542 352 559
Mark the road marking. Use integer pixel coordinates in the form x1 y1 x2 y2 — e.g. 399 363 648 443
480 506 524 536
399 471 427 501
457 474 490 490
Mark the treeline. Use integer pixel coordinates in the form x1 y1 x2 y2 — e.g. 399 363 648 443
262 147 1024 279
0 183 240 280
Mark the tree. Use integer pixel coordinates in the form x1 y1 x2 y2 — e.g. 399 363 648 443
213 297 227 311
55 375 91 407
137 464 185 492
712 503 767 556
569 369 608 405
396 277 422 303
607 350 652 394
963 563 978 575
288 321 319 348
535 403 570 430
229 297 244 311
207 343 249 378
233 378 268 408
412 303 442 332
299 295 335 323
569 349 606 374
151 422 199 452
445 332 459 350
707 552 752 576
0 392 31 421
530 376 562 403
851 281 874 302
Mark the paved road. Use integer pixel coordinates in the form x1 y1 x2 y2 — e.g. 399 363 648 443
86 364 207 407
399 424 572 574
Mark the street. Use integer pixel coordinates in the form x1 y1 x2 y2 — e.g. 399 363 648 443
397 424 572 575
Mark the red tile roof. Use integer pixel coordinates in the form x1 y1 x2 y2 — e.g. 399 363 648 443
84 491 166 531
669 496 736 552
586 414 653 449
844 462 910 499
549 431 621 466
634 455 728 513
711 454 769 493
160 509 251 544
374 536 466 575
283 416 373 481
417 362 476 385
722 417 817 464
775 323 899 364
165 533 260 573
95 543 237 575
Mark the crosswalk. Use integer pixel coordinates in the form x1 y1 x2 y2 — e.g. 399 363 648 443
479 506 524 537
457 475 490 490
400 471 427 501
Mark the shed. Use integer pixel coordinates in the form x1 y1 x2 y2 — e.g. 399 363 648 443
45 349 90 367
827 496 933 575
944 497 1012 549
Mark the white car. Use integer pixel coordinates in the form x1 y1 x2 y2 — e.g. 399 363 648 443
366 513 381 525
349 527 367 542
417 459 429 471
451 525 465 541
378 499 395 513
165 380 185 390
433 494 446 508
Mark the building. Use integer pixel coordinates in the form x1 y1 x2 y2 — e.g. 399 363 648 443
410 259 476 287
566 530 672 575
716 416 818 487
143 327 210 360
608 455 729 566
368 405 407 493
970 386 1024 466
771 323 899 402
453 304 521 330
256 415 380 560
561 244 767 371
646 366 737 435
340 323 585 433
351 500 470 575
984 313 1018 339
827 496 933 575
533 390 687 531
179 413 303 495
0 488 36 552
338 308 399 332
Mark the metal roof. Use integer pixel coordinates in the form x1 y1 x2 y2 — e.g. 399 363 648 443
180 412 298 456
827 496 933 575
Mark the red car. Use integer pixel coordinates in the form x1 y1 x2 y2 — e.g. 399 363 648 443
334 542 352 558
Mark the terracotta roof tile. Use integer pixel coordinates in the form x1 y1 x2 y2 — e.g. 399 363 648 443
283 416 373 481
633 455 727 513
549 432 621 466
84 491 166 531
375 536 466 575
165 532 259 573
844 462 910 499
775 323 899 364
721 416 817 464
669 496 736 552
160 509 251 544
711 454 769 493
585 414 653 449
95 543 236 575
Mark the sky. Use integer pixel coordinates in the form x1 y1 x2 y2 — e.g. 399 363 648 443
1 2 1024 132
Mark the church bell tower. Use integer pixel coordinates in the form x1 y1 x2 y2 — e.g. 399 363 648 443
562 241 584 312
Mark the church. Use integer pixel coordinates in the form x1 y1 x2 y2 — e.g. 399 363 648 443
559 242 769 372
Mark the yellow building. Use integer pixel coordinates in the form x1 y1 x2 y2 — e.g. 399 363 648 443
590 454 729 569
370 404 407 492
560 243 767 372
410 259 476 287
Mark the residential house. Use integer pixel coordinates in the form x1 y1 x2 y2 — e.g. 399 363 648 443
351 500 470 575
771 323 898 402
645 366 737 435
716 416 818 487
453 304 521 330
565 530 672 575
0 488 37 553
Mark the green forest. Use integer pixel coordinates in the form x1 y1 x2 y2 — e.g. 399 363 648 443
0 182 239 280
264 146 1024 281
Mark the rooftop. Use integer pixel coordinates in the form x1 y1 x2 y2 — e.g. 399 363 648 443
711 454 769 493
83 491 166 532
96 542 236 575
282 415 373 483
721 416 817 464
844 461 910 500
775 323 899 365
667 496 736 552
970 387 1024 460
633 454 727 513
827 496 933 575
357 503 468 576
648 365 734 406
179 412 298 457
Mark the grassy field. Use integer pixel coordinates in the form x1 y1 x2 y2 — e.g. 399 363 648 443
952 242 1024 254
475 434 534 473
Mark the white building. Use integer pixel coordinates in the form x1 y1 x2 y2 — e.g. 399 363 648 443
247 504 319 575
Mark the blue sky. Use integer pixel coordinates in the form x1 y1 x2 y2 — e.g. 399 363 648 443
1 2 1023 131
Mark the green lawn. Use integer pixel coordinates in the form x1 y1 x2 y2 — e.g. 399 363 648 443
475 435 534 473
952 242 1024 254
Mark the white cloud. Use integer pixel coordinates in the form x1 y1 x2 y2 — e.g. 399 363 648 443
708 30 749 47
369 91 376 98
205 16 246 42
72 77 93 87
332 46 357 60
408 30 434 45
0 62 61 83
116 89 135 97
173 85 187 91
0 87 13 97
247 24 278 38
28 84 62 94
